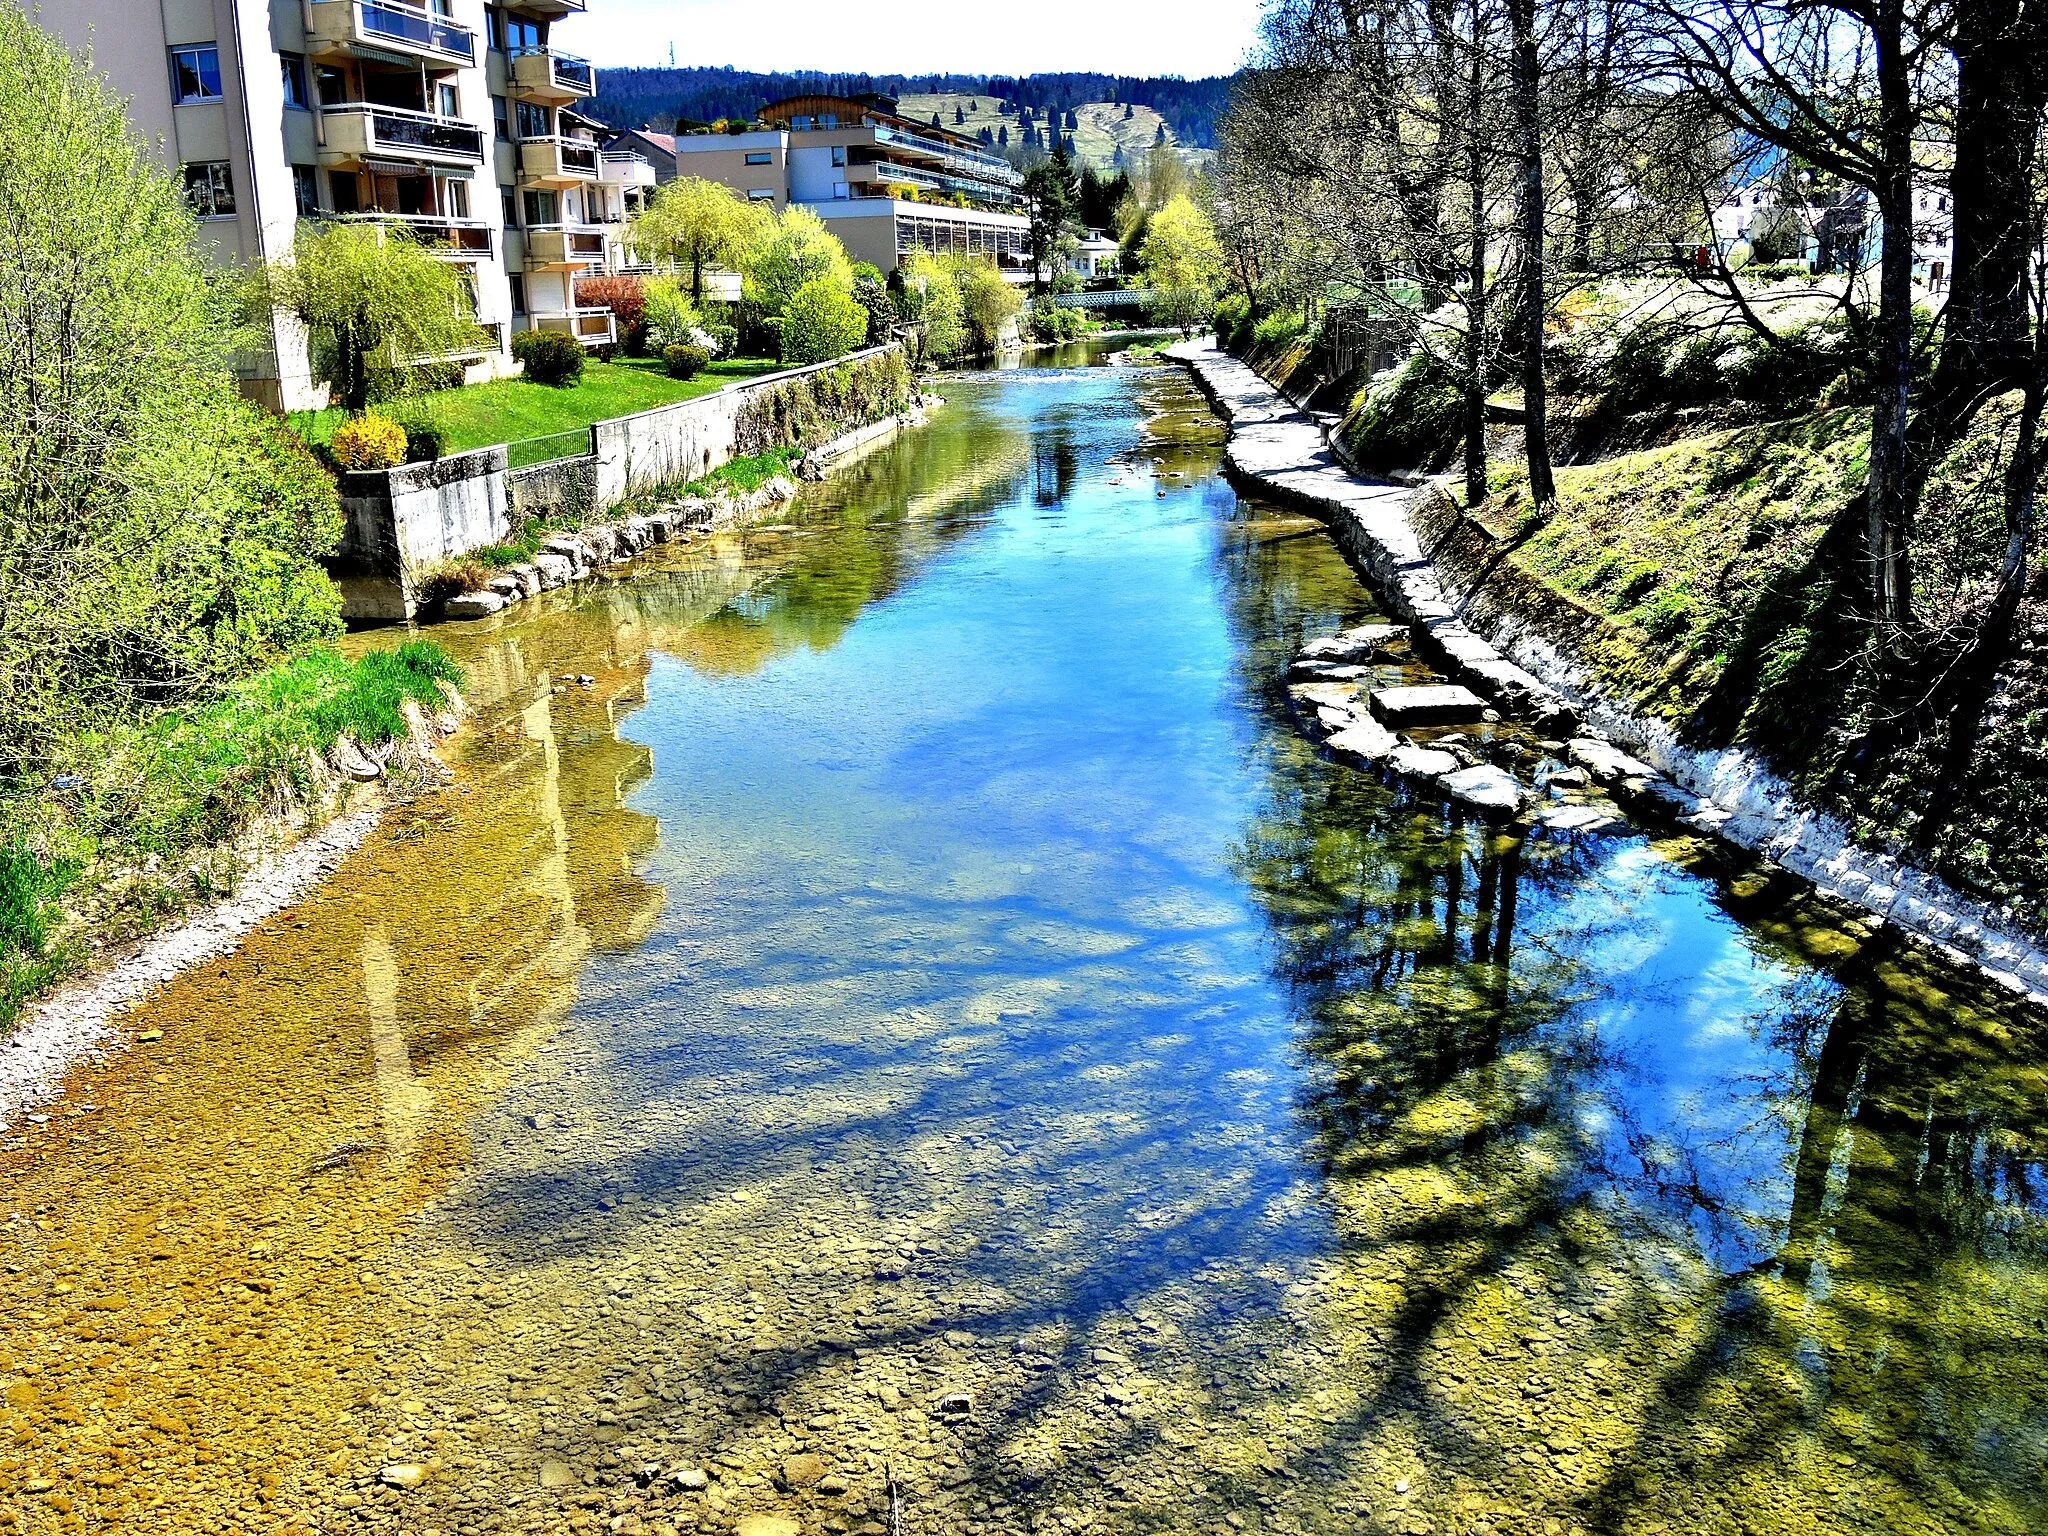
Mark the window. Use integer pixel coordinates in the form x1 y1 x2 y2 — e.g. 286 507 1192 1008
744 151 772 166
747 189 775 201
830 145 846 168
506 15 541 50
169 45 222 105
280 52 309 109
820 113 837 128
316 64 349 105
447 179 469 218
508 274 527 316
501 184 518 226
291 164 319 216
517 100 550 139
182 160 235 217
436 82 459 118
486 4 504 51
523 188 558 225
493 95 510 141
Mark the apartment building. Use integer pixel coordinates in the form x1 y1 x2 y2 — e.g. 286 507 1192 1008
28 0 634 408
665 93 1033 279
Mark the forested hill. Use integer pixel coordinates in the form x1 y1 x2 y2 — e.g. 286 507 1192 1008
588 68 1237 148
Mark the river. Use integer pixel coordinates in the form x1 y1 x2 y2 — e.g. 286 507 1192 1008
4 354 2046 1536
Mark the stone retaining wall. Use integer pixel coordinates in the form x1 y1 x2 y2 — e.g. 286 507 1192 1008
332 345 903 620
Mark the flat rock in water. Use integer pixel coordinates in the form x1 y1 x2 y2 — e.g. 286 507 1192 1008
1536 803 1626 834
1290 660 1371 681
1326 719 1397 762
781 1453 827 1489
1316 704 1360 734
1301 623 1405 663
443 590 508 619
1388 744 1460 782
1290 681 1362 711
1370 684 1488 727
538 1459 577 1489
329 737 382 782
1440 765 1528 817
1566 737 1658 783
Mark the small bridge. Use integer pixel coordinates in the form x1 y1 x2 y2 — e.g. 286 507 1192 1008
1052 288 1154 309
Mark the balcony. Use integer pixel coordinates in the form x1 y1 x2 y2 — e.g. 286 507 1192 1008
524 223 608 267
509 48 595 102
507 0 585 14
870 124 1023 188
307 0 474 65
530 307 615 347
327 212 492 258
599 151 657 189
519 135 601 185
320 104 485 168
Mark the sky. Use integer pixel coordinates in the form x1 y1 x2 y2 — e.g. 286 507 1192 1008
571 0 1264 78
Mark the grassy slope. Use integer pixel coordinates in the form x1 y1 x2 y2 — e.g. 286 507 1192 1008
1 642 462 1028
895 92 1192 172
290 356 781 456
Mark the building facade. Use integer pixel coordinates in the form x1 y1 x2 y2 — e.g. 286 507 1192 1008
27 0 631 408
659 94 1033 280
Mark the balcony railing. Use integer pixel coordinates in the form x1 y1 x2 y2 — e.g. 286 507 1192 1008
871 124 1023 187
519 135 600 181
523 223 609 266
308 0 475 64
321 103 485 165
599 151 656 186
327 211 492 257
531 307 615 346
509 47 594 98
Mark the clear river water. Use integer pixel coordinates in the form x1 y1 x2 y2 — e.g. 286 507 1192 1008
4 354 2047 1536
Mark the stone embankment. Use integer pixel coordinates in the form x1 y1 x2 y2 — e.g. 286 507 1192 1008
1169 338 2048 1005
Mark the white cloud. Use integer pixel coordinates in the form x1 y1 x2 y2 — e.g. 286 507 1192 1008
565 0 1261 79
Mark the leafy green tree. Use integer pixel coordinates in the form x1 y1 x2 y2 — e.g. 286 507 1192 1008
899 252 965 362
956 260 1024 354
261 223 482 414
630 175 771 305
1140 194 1225 335
743 205 854 318
780 277 869 365
0 8 341 770
850 262 895 345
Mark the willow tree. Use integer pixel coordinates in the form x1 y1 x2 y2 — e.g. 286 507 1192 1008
631 175 771 305
261 222 482 414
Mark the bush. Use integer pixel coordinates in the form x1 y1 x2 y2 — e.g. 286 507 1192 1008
1028 298 1087 344
398 417 448 463
957 261 1023 356
852 270 895 347
779 277 868 366
1339 350 1466 474
642 276 701 353
512 327 585 387
575 273 646 334
664 342 710 380
705 324 739 358
1252 311 1306 351
330 411 408 471
1213 293 1253 352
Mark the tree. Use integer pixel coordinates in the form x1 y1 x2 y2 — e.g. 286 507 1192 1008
1140 194 1225 334
955 260 1024 354
899 252 966 362
631 175 770 305
0 7 341 769
743 205 854 317
1023 140 1082 295
780 277 868 364
1506 0 1555 505
262 223 482 415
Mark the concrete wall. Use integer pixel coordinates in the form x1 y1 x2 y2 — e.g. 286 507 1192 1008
332 345 901 619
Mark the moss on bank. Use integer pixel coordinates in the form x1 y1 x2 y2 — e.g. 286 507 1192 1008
0 641 462 1030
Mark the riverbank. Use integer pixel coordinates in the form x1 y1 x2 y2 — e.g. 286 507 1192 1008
1167 337 2048 1005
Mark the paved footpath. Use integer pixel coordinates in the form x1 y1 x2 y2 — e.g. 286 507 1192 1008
1165 339 1573 729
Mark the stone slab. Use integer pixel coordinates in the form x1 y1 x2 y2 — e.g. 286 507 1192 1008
1370 684 1488 727
1290 681 1363 711
1326 719 1398 762
1440 764 1528 818
443 590 507 618
1388 744 1460 782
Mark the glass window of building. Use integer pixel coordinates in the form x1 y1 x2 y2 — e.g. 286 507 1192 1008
291 164 319 216
182 161 235 217
169 45 222 105
279 53 308 109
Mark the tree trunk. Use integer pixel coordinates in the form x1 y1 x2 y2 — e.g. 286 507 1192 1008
1464 0 1491 507
1508 0 1554 505
1865 0 1917 631
1927 0 2048 433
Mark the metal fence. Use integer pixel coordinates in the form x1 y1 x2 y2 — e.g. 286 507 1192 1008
505 429 592 471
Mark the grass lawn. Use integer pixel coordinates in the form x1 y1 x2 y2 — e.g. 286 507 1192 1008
290 355 783 465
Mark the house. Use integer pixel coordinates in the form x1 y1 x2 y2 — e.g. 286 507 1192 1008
27 0 635 407
662 93 1034 281
1707 174 1956 289
1072 232 1121 281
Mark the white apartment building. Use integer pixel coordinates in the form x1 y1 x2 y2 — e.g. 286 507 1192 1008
27 0 639 409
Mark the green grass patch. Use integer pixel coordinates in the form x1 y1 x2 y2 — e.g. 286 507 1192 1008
0 640 463 1033
290 355 782 461
686 445 803 498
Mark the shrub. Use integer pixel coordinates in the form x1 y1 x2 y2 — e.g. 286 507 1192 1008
852 269 895 346
1252 311 1306 351
899 252 964 363
1339 351 1466 474
512 328 585 387
330 411 408 470
1213 293 1252 351
956 261 1022 356
575 273 646 335
705 324 739 358
664 342 710 380
779 277 868 365
398 417 448 463
1028 298 1087 344
642 276 701 352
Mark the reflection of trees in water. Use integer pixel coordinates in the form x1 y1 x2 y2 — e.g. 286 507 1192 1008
1213 497 2048 1529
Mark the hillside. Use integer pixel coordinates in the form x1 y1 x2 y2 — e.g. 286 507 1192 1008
894 93 1200 172
588 67 1235 150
